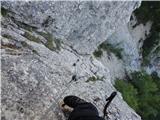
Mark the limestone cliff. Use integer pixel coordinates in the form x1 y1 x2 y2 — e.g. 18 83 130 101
1 1 141 120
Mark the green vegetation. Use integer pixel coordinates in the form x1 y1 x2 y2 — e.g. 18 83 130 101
93 42 123 59
23 32 41 43
93 49 103 58
115 80 139 110
23 31 61 51
134 2 160 65
1 6 37 31
45 38 55 51
37 31 61 51
1 7 8 17
86 76 104 82
2 34 13 39
1 7 61 52
115 71 160 120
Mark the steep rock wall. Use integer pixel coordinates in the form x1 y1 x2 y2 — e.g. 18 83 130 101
1 1 141 120
104 14 152 73
2 1 140 54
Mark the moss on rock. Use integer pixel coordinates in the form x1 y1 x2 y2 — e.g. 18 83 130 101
93 42 123 59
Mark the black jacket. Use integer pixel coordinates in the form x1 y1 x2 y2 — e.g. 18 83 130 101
68 103 104 120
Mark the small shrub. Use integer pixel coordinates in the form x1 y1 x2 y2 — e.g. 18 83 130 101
1 7 8 17
23 32 41 43
93 49 103 58
86 76 104 82
93 42 123 59
106 44 123 59
37 31 61 51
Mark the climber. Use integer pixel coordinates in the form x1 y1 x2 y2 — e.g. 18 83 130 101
59 92 117 120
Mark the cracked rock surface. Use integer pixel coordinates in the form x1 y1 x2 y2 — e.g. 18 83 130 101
2 1 140 54
1 1 141 120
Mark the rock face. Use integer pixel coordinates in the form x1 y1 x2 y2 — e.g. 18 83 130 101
104 12 160 78
105 14 152 73
2 1 140 54
1 1 141 120
146 53 160 77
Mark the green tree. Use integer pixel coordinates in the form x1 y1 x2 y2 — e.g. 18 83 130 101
115 71 160 120
134 1 160 65
115 80 139 110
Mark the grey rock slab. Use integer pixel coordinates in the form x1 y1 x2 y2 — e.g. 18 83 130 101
2 1 141 54
1 1 141 120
